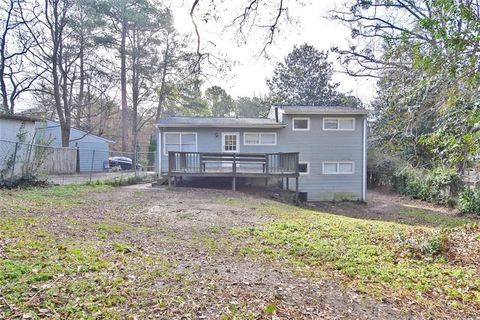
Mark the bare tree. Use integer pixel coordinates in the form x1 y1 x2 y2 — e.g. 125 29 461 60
0 0 40 114
189 0 290 59
20 0 80 146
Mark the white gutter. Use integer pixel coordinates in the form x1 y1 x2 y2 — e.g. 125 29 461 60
156 124 286 129
282 110 369 115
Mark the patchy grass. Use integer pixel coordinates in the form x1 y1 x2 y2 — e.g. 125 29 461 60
92 220 132 238
0 216 179 319
0 184 110 212
2 186 479 318
398 207 476 228
229 199 480 317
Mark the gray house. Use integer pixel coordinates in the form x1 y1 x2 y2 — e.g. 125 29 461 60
0 114 37 143
36 120 114 172
156 106 368 201
0 114 39 177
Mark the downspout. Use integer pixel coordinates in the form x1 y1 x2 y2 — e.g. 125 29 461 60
362 117 367 201
274 107 279 122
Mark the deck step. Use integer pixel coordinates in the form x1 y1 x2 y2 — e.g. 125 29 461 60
152 176 168 187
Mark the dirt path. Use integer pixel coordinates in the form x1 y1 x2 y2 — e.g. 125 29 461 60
37 185 408 319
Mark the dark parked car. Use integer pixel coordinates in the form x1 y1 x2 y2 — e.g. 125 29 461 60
108 156 142 170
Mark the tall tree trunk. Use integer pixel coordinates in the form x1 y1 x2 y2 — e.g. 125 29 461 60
87 80 92 128
0 1 13 113
76 24 85 127
50 0 70 147
51 19 67 145
155 36 170 124
120 17 128 151
61 48 72 147
131 27 138 156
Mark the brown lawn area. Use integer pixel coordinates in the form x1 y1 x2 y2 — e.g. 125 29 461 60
0 184 479 319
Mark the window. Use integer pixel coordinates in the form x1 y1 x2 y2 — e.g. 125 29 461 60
323 161 354 174
222 132 239 152
292 118 310 131
323 118 355 131
298 162 309 175
244 132 277 146
164 132 197 155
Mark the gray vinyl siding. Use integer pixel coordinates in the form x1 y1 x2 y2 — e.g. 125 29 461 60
159 113 366 201
159 127 280 173
36 120 110 172
0 119 37 176
0 119 36 143
278 114 365 201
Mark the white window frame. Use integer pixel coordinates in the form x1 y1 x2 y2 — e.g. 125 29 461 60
163 132 198 156
298 161 310 175
322 118 355 131
243 132 277 146
292 117 310 131
322 161 354 174
221 132 240 153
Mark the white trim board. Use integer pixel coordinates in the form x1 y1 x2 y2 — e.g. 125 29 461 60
362 118 367 201
322 118 355 131
292 117 310 131
158 130 162 173
322 161 355 174
221 132 240 153
163 132 198 156
299 161 310 175
243 132 277 146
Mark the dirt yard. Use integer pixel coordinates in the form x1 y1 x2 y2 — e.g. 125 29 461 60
1 185 479 319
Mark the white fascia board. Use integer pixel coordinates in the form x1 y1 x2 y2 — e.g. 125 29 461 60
283 110 369 115
156 124 286 128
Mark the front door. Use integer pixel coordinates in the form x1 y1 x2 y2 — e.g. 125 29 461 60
221 132 240 153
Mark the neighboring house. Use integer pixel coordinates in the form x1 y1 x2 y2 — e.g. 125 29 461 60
0 114 39 177
156 106 368 201
0 114 37 143
35 120 114 172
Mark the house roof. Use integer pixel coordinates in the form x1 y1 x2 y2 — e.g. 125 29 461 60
157 116 285 128
0 113 40 122
37 120 115 144
273 105 369 115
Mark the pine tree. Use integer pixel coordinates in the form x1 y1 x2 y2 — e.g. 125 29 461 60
267 43 345 106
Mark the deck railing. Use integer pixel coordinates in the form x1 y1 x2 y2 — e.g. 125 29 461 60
168 151 299 175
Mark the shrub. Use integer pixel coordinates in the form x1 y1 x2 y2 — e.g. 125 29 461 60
367 150 406 187
392 166 462 207
458 188 480 214
0 175 50 189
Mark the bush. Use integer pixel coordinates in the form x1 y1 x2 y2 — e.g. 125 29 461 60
367 150 406 187
0 175 50 189
458 188 480 214
392 166 462 207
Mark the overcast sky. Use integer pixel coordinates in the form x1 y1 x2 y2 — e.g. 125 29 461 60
170 0 377 104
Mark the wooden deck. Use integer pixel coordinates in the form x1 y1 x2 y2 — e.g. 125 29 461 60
167 151 300 201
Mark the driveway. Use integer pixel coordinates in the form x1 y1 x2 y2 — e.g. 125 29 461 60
46 171 156 185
